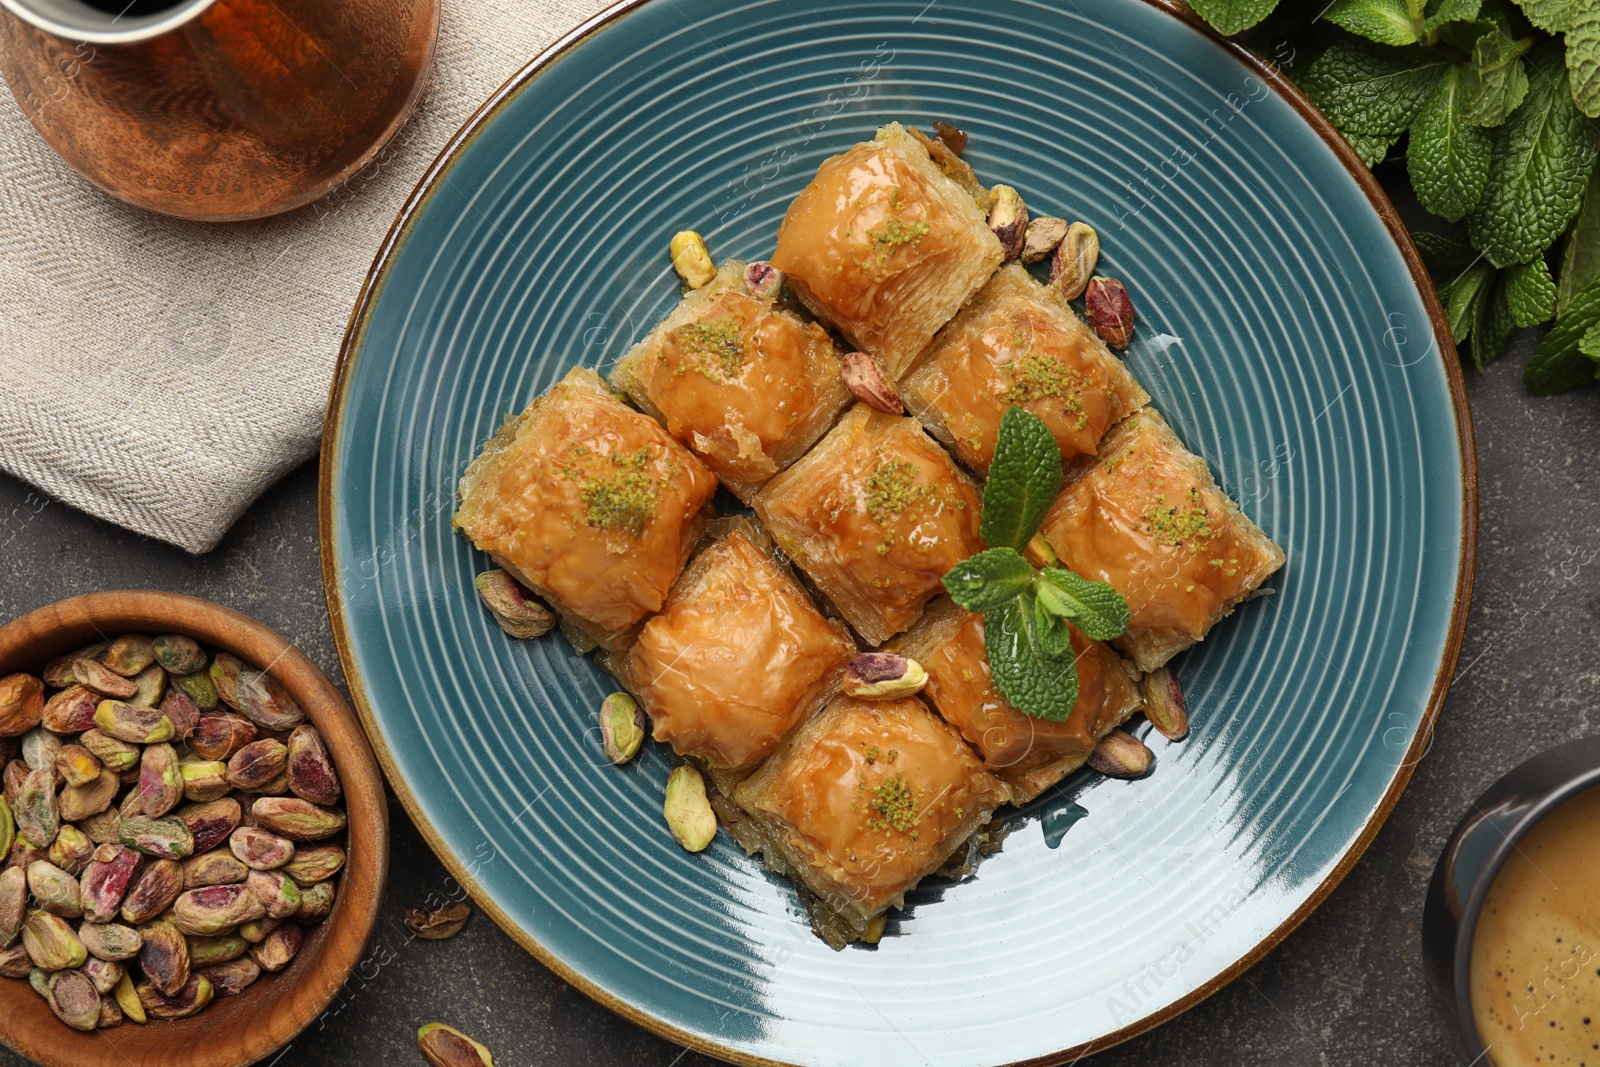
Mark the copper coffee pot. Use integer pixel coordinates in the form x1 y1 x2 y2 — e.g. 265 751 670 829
0 0 439 221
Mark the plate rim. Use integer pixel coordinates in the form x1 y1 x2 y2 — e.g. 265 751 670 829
317 1 1479 1062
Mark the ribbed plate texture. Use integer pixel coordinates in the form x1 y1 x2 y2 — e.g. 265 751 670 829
326 1 1466 1063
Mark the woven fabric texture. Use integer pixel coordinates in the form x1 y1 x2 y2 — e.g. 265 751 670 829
0 0 609 553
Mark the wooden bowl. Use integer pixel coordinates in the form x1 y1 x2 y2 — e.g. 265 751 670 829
0 591 387 1067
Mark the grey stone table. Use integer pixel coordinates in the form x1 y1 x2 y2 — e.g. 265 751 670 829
0 319 1597 1067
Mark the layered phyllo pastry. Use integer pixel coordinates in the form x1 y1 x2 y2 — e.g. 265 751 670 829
611 259 852 501
771 123 1004 380
604 521 856 788
902 264 1149 476
453 367 718 652
753 405 984 646
1035 410 1286 671
728 694 1007 943
889 598 1143 803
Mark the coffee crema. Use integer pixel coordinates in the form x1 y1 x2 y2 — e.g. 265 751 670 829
1471 783 1600 1066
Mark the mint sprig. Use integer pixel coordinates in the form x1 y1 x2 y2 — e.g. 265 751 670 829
940 407 1130 722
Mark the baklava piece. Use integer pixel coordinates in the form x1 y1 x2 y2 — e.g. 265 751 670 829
771 122 1004 380
890 597 1142 803
728 694 1007 944
1036 410 1285 671
453 367 718 653
604 522 855 790
902 264 1149 476
611 259 852 501
753 405 984 646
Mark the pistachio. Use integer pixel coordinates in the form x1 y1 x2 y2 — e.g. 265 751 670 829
239 915 283 943
27 860 81 918
987 184 1028 260
247 869 301 919
0 867 23 947
189 711 257 761
0 796 12 859
59 769 120 823
283 843 345 886
252 796 347 841
80 844 141 922
45 967 101 1031
21 727 62 773
405 900 470 940
78 729 140 772
119 814 194 860
42 642 108 688
22 910 86 970
5 839 42 872
173 669 220 712
103 634 156 677
200 954 260 996
77 807 121 846
177 798 242 855
15 767 59 847
1086 727 1152 778
120 859 183 925
185 932 249 967
201 953 260 998
744 260 784 299
669 230 716 289
862 913 888 944
2 759 25 810
74 660 139 700
237 668 306 731
182 851 248 889
1084 276 1134 349
231 825 295 870
137 919 189 995
841 653 928 700
470 570 555 643
79 921 142 962
178 757 230 804
48 825 94 875
113 971 146 1023
138 743 184 818
97 992 123 1028
1140 666 1189 742
0 942 31 977
92 700 173 745
840 351 905 415
137 975 212 1019
55 745 101 789
0 675 44 737
249 921 303 973
1049 222 1100 300
663 766 716 853
208 653 244 710
226 738 288 792
252 771 290 795
282 726 342 809
27 966 48 997
599 693 645 766
296 880 335 924
158 689 200 740
81 955 123 994
152 635 207 676
129 663 166 708
41 685 98 734
1023 532 1058 568
171 883 266 936
418 1022 496 1067
1021 216 1069 264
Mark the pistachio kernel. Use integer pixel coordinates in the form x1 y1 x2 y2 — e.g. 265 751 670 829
669 230 716 290
1050 222 1101 301
663 766 717 853
841 653 928 700
1086 728 1152 779
1084 276 1135 349
1021 216 1068 264
599 693 645 766
474 569 556 640
986 184 1028 261
404 900 471 940
1141 666 1189 742
418 1022 496 1067
840 352 905 416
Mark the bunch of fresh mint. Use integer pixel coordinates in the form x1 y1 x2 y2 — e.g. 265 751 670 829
940 408 1131 722
1188 0 1600 393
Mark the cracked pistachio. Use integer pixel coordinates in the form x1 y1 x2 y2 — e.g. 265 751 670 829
137 975 212 1019
1140 666 1189 742
1084 276 1134 349
74 660 138 700
474 569 556 640
47 825 93 876
139 743 184 818
179 757 231 804
158 689 200 741
235 667 305 731
78 921 143 962
0 866 23 947
21 727 61 772
226 738 288 792
59 769 120 823
22 909 87 970
151 634 207 676
1086 727 1152 779
103 635 155 677
177 798 242 855
184 932 248 967
182 851 248 889
81 955 123 994
80 844 140 923
42 642 108 688
120 859 183 925
129 663 166 708
1021 215 1068 264
173 669 219 712
119 814 194 860
78 729 139 773
840 351 905 415
247 869 301 920
841 653 928 700
418 1022 495 1067
189 712 256 761
663 766 716 853
251 797 346 842
171 883 266 937
296 880 335 924
283 844 345 886
54 745 101 789
137 919 190 995
0 675 44 737
286 724 342 806
16 767 59 847
248 921 303 973
744 260 784 300
0 942 31 978
231 826 295 871
987 184 1028 260
45 967 101 1031
669 230 716 289
200 954 260 997
599 693 645 766
28 860 81 918
41 685 98 735
404 901 470 941
1049 221 1100 300
112 971 145 1024
93 700 174 745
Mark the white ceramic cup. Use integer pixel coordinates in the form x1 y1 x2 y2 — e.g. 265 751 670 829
0 0 216 44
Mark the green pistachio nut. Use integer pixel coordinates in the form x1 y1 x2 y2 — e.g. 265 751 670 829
1140 666 1189 742
59 770 120 823
54 745 102 789
42 642 108 688
48 825 94 875
188 712 256 761
0 941 31 977
41 685 99 734
151 635 207 676
199 955 260 997
247 921 303 973
128 663 166 708
78 730 139 773
238 915 282 944
103 635 156 677
208 653 244 711
120 859 183 925
246 869 300 920
74 660 138 700
182 851 249 889
138 743 184 818
76 808 121 846
22 909 87 970
840 653 928 700
176 798 242 854
170 883 266 937
137 974 212 1019
251 797 346 842
296 881 335 924
0 796 13 859
112 971 146 1024
285 724 342 806
21 727 61 772
46 967 101 1031
119 814 195 861
184 932 249 967
81 955 123 994
136 919 189 996
158 689 201 741
178 758 232 803
96 992 123 1028
93 700 174 745
80 844 141 923
15 768 59 848
234 668 305 732
1085 727 1152 779
27 860 82 918
474 569 556 639
0 866 25 947
230 826 295 871
225 739 288 792
599 693 645 765
173 669 219 712
0 675 44 737
282 844 345 886
78 921 143 962
27 966 48 998
663 766 717 853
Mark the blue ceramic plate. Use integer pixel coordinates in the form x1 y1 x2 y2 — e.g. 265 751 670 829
320 1 1475 1063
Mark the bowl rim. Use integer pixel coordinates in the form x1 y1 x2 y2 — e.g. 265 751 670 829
0 590 387 1067
316 0 1479 1063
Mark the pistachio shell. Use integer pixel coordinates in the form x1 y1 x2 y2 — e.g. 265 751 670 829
136 919 190 995
45 967 101 1031
0 675 45 737
151 635 207 676
113 971 146 1024
41 685 98 734
78 921 143 962
286 724 342 806
103 635 156 677
199 955 260 996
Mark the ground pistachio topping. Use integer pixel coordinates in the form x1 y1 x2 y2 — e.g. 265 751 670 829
866 772 919 836
1002 347 1088 429
674 314 746 383
1143 487 1213 552
571 446 660 538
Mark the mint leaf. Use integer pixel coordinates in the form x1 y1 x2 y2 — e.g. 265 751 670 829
1525 277 1600 392
1470 274 1517 369
1344 129 1402 167
1557 165 1600 314
1033 595 1073 659
1413 230 1481 272
1409 66 1494 220
984 594 1079 722
1467 50 1599 267
1298 39 1449 136
981 407 1063 551
1423 0 1483 34
1440 262 1495 342
1034 567 1131 642
1187 0 1282 34
1457 23 1532 126
1505 257 1557 325
1569 4 1600 117
1515 0 1571 33
943 547 1034 612
1579 321 1600 360
1328 0 1421 44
